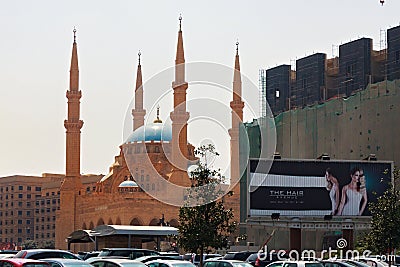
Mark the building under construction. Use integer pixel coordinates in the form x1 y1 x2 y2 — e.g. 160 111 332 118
254 24 400 165
261 25 400 116
241 24 400 252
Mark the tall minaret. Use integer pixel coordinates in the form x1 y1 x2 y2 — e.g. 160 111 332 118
229 41 244 218
170 15 190 170
64 28 84 185
57 28 84 250
132 51 146 131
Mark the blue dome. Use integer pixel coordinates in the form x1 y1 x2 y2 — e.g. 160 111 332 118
118 180 139 187
125 122 172 143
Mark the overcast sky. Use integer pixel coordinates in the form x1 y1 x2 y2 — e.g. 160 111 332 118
1 0 399 177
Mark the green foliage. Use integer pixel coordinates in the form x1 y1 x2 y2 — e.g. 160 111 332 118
22 240 38 249
40 240 55 249
177 144 237 267
361 168 400 254
21 239 55 249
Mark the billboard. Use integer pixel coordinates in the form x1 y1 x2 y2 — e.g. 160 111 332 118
248 158 393 217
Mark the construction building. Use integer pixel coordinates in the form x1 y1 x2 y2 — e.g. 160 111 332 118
262 25 400 115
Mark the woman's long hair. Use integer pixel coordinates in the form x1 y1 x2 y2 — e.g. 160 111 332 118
350 167 361 192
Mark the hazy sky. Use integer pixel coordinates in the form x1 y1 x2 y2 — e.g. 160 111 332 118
1 0 399 177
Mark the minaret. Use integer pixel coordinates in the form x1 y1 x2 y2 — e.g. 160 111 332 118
64 28 84 185
132 51 146 131
57 28 84 250
229 41 244 218
170 15 190 170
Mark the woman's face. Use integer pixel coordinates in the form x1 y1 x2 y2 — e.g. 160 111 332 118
351 171 360 182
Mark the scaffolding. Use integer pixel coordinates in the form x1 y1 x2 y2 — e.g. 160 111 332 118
259 69 266 118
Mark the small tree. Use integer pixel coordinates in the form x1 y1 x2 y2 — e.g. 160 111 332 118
362 168 400 257
177 144 237 267
40 240 55 249
22 240 38 249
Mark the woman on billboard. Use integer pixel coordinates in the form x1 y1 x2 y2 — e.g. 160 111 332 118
338 167 368 216
325 168 340 215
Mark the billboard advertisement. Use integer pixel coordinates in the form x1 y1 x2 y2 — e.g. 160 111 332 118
248 158 393 217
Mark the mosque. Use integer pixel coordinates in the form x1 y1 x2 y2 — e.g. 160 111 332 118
55 17 244 250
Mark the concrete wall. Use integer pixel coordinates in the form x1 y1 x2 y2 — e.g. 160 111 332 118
273 79 400 165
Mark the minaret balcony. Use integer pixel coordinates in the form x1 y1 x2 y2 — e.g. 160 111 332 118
170 111 190 122
66 90 82 100
64 120 84 131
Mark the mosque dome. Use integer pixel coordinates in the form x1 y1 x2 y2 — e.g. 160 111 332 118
125 121 172 143
118 180 139 187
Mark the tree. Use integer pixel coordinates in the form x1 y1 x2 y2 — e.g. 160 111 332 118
177 144 237 267
40 240 55 249
362 168 400 258
21 240 38 249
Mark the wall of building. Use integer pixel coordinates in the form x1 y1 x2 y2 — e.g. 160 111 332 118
293 53 326 107
266 65 291 115
388 25 400 81
273 79 400 164
339 38 372 96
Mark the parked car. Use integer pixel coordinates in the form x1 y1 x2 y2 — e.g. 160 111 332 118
146 260 196 267
192 254 222 266
0 254 16 259
41 258 93 267
339 260 371 267
76 252 100 261
182 254 193 262
86 256 132 263
158 253 183 260
203 259 254 267
89 258 147 267
265 261 288 267
0 251 19 255
282 261 324 267
246 252 288 267
13 250 81 260
321 260 357 267
134 255 181 263
351 257 388 267
97 248 160 260
0 258 50 267
223 252 258 262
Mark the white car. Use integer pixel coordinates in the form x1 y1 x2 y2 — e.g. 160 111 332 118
352 257 389 267
146 259 196 267
282 261 324 267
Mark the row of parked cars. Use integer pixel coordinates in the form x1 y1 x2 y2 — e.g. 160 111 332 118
1 249 399 267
